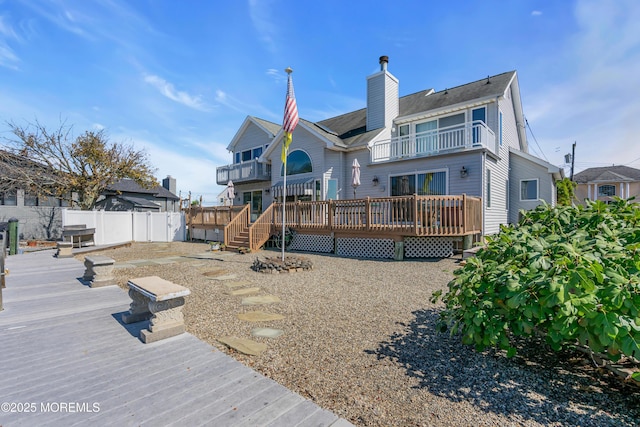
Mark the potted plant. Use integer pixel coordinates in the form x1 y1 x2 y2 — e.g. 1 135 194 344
208 241 221 251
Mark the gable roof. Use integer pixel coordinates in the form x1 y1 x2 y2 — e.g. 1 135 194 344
573 165 640 183
256 70 518 159
104 178 179 200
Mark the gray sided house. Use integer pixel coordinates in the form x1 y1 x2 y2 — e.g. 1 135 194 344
216 56 561 240
95 176 180 212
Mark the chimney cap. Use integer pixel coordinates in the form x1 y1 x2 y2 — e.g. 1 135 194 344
379 55 389 64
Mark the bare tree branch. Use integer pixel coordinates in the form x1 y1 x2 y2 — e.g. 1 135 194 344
1 119 158 210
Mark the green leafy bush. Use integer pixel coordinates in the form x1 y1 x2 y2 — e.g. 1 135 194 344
432 199 640 370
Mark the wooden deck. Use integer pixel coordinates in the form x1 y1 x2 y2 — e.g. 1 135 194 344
0 250 352 426
196 194 483 251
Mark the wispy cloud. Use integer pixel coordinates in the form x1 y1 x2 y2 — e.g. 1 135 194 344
144 74 209 111
248 0 278 53
526 0 640 170
0 15 21 69
531 10 543 16
266 68 286 83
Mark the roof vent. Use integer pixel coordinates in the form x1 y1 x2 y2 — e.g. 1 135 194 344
485 75 491 84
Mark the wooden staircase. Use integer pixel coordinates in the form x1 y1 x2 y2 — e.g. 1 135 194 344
225 227 250 250
223 203 274 252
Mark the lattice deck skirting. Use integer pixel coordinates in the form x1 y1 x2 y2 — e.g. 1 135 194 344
336 237 395 259
288 233 334 253
404 236 453 258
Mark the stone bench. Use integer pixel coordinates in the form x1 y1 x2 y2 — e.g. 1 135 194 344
62 224 96 248
56 241 74 258
122 276 190 343
83 255 115 288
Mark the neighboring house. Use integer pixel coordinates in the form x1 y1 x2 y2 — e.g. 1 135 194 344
95 176 180 212
573 165 640 204
0 150 70 240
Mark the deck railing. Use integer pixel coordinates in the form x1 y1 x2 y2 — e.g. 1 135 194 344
271 194 482 236
184 205 246 228
249 203 275 249
370 121 497 163
224 204 250 247
216 159 271 185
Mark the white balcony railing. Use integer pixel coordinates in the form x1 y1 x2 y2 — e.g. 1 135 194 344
216 158 271 185
370 121 497 163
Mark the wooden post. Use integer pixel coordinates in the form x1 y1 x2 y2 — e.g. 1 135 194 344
365 197 371 231
462 194 467 234
328 200 334 231
413 194 419 235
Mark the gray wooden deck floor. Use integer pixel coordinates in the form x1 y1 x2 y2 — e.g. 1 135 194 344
0 250 352 427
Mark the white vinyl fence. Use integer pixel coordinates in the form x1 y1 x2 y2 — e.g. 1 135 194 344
62 210 186 245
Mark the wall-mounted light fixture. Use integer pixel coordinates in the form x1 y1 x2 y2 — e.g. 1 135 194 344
460 166 468 178
265 188 270 194
372 176 379 186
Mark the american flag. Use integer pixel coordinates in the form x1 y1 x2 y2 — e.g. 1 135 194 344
281 69 299 162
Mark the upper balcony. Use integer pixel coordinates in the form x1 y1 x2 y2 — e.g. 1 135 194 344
370 120 498 163
216 158 271 185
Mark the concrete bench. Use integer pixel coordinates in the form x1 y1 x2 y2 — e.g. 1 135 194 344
122 276 190 343
62 224 96 248
56 241 74 258
83 255 115 288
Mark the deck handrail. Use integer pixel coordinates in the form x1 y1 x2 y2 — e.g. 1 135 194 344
248 203 275 250
224 204 250 246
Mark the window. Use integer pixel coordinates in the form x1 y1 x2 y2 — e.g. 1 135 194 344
1 191 17 206
390 171 447 196
236 146 264 163
598 185 615 197
472 108 486 145
24 192 38 206
486 169 491 208
520 179 538 201
281 149 312 176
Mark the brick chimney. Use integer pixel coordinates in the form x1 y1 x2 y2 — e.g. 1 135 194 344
366 55 399 132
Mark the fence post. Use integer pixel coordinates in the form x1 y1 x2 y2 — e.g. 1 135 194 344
365 197 371 231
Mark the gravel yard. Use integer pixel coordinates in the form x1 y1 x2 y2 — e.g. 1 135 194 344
86 242 640 427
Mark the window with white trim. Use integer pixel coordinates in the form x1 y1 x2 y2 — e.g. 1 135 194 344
598 185 615 197
520 179 539 201
390 170 448 196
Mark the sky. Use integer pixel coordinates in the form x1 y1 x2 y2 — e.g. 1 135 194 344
0 0 639 205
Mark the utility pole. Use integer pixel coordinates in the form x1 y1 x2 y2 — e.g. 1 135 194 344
570 141 576 181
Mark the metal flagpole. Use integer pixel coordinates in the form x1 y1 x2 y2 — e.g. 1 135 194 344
282 153 287 261
281 66 298 261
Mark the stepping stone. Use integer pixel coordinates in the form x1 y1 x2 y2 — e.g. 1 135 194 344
237 311 285 322
242 295 281 306
217 336 267 356
209 274 238 281
224 280 253 288
202 269 231 277
252 328 284 338
228 287 261 296
114 263 137 269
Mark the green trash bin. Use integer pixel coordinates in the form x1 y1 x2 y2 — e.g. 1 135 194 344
8 218 18 256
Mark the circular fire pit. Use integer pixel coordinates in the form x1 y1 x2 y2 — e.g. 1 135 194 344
252 255 313 274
